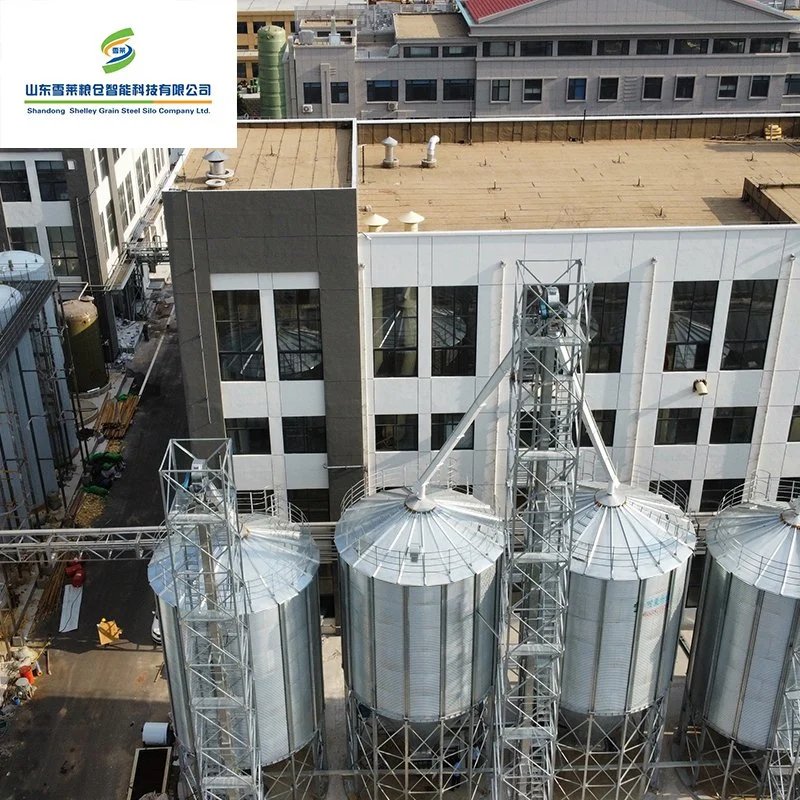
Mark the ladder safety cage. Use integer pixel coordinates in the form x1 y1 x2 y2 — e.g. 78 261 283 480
160 439 263 800
494 260 590 800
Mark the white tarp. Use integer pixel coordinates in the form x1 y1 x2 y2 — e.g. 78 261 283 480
58 585 83 633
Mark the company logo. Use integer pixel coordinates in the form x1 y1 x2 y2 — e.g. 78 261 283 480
101 28 135 74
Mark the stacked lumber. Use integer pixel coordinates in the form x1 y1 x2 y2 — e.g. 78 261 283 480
96 395 139 439
764 123 783 141
33 559 67 625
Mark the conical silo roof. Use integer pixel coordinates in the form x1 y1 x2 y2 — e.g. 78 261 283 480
706 498 800 598
0 250 48 281
570 481 696 581
335 486 503 587
149 513 319 612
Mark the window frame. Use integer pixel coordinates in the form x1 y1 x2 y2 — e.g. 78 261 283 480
664 281 718 372
0 161 31 202
366 80 399 103
674 75 696 101
282 416 327 454
578 409 616 448
785 74 800 96
403 46 438 58
330 81 349 104
721 279 777 371
431 413 475 450
225 417 271 455
642 76 664 100
566 76 588 102
557 39 593 57
303 82 322 105
431 286 478 376
405 78 438 102
749 37 782 54
790 406 800 442
490 79 511 102
443 45 477 58
709 407 757 445
654 408 702 446
46 226 80 277
274 289 324 381
35 160 69 202
286 489 330 522
700 479 745 512
7 227 39 254
375 414 419 451
482 41 515 58
717 76 739 100
213 290 265 382
598 76 619 102
596 39 630 56
750 75 771 99
523 78 543 103
636 39 670 56
587 283 628 373
373 287 418 377
673 38 708 55
712 38 745 55
519 40 553 57
442 78 475 102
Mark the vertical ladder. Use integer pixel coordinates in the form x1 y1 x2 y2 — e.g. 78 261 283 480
160 439 262 800
494 263 590 800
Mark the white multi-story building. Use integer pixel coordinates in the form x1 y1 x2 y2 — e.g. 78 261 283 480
164 119 800 531
0 148 172 355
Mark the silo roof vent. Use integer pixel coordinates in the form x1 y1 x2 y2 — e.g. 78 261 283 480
202 150 234 180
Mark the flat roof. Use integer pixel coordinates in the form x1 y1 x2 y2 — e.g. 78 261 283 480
357 138 800 232
174 123 351 191
757 183 800 221
238 0 365 11
393 13 469 40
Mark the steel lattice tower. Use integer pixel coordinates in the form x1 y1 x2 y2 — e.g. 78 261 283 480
494 261 590 800
160 439 262 800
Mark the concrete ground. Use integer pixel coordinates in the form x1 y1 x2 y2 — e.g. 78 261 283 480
0 561 170 800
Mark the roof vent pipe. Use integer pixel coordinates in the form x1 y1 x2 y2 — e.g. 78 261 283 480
203 150 234 179
329 15 341 45
398 211 424 232
364 213 388 232
421 135 439 168
382 137 399 169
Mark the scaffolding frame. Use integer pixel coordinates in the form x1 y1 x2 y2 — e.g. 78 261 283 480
494 261 589 800
160 439 262 800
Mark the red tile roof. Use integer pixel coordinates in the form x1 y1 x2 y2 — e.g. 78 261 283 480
463 0 535 23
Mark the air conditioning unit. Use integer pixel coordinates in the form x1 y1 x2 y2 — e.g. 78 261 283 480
302 104 314 113
387 101 399 112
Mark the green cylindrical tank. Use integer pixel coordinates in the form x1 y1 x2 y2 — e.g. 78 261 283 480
258 25 287 119
62 298 107 394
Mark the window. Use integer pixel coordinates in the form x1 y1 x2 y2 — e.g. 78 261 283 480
303 82 322 104
432 286 477 376
710 407 757 444
237 489 275 515
567 77 587 101
588 283 628 373
789 406 800 441
141 151 152 194
373 288 417 377
0 161 31 202
790 40 800 53
674 39 708 55
675 76 695 100
722 280 777 370
778 477 800 502
750 37 782 54
718 76 738 99
520 41 553 57
286 489 330 522
491 79 510 102
655 408 701 445
558 40 593 56
251 63 259 79
366 80 398 102
637 39 669 55
523 78 543 102
431 414 474 450
271 21 285 29
111 148 124 161
274 289 323 380
404 46 438 58
331 81 349 103
35 161 68 201
713 38 745 54
253 21 266 33
122 174 136 226
750 75 770 98
598 77 619 101
597 39 629 56
96 149 109 181
213 290 264 381
282 416 327 453
376 414 418 451
643 76 663 100
237 20 247 34
7 227 39 254
104 199 119 255
237 63 247 79
46 227 80 277
700 479 744 512
443 79 475 101
664 281 717 371
225 418 270 454
443 45 477 58
649 479 691 512
482 41 515 57
785 74 800 96
135 155 146 201
578 409 616 448
406 79 437 102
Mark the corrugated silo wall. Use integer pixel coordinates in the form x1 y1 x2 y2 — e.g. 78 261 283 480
356 116 800 145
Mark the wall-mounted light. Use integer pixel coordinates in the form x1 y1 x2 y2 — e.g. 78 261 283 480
693 378 709 396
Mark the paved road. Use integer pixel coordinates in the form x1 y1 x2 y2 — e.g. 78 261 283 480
0 561 170 800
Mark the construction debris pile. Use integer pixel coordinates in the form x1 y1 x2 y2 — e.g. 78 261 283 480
96 394 139 440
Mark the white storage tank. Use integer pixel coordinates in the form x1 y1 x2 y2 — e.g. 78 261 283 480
148 512 325 766
0 250 49 283
687 497 800 751
335 485 504 722
562 481 695 723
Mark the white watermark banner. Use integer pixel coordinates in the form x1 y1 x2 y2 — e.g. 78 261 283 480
0 0 236 147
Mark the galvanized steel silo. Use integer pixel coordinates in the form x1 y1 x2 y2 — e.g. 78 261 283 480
336 484 503 797
683 496 800 799
558 481 695 800
148 513 325 776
